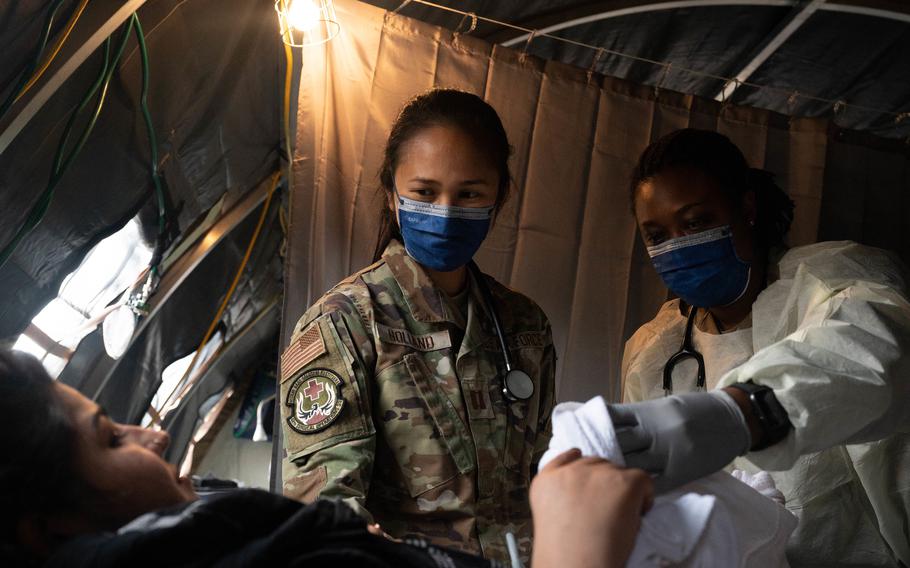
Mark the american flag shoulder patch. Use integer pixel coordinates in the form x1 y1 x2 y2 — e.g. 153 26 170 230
280 320 327 382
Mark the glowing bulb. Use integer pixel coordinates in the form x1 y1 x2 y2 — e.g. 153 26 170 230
275 0 339 47
286 0 321 32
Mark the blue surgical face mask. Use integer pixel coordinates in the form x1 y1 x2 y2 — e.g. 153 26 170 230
647 225 751 308
397 194 493 272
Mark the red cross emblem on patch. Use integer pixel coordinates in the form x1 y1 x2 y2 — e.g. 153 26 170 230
304 380 325 401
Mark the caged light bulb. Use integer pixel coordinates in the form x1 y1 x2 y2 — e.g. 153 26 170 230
286 0 321 32
275 0 339 47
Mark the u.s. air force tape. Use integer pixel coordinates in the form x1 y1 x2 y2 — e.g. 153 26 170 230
285 368 345 434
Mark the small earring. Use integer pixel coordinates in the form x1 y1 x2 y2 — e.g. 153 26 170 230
749 219 756 227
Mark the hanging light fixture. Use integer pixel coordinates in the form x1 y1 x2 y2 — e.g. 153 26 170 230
275 0 340 47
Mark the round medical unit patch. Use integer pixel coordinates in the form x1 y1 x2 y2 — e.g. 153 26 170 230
286 368 345 434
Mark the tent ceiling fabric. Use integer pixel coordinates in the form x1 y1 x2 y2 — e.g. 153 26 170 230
365 0 910 139
286 0 909 404
0 0 281 341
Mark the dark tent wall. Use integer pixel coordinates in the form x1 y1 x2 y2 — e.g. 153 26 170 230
98 195 283 426
0 0 282 341
60 180 284 426
0 0 291 466
0 0 292 469
819 129 910 253
284 0 910 404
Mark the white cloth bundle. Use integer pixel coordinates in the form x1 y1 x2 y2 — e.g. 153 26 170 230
539 397 797 567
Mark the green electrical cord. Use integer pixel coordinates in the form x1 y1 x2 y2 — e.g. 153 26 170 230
51 39 113 177
132 14 168 274
0 17 135 270
0 0 67 121
52 17 135 182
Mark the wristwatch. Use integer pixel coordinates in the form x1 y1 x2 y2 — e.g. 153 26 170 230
727 381 793 451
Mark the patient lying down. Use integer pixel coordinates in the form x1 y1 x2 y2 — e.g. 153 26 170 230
0 351 655 568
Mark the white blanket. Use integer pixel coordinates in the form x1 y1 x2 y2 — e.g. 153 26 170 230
539 397 797 567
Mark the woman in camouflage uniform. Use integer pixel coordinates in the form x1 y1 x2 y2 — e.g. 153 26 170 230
280 90 556 564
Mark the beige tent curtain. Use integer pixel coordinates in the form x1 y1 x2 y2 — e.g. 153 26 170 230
284 0 910 404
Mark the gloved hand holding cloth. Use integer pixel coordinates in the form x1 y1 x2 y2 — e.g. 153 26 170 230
608 391 751 493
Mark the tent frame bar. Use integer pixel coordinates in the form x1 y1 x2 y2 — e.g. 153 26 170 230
715 0 828 102
500 1 910 48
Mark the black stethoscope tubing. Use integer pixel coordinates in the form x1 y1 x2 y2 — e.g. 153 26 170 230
468 262 534 402
662 304 707 396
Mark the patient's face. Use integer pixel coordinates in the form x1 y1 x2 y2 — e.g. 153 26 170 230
56 383 196 527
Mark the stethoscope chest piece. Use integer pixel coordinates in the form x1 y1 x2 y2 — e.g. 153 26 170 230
503 369 534 402
468 262 535 405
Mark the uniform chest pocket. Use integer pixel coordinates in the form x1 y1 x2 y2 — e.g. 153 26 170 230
375 354 475 497
503 344 546 477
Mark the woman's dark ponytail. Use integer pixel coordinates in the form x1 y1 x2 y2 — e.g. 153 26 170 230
372 89 513 262
746 167 794 250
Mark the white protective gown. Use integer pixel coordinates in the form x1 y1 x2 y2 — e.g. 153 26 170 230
622 241 910 567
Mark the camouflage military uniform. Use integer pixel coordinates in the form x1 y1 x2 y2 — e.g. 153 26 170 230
280 240 555 563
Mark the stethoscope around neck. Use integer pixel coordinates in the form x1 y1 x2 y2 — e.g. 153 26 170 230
663 304 706 396
467 262 535 403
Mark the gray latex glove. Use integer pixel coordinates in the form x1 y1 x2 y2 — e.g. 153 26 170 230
608 391 751 493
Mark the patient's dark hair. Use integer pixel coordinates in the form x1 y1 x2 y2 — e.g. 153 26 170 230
0 351 82 558
373 89 513 262
629 128 795 250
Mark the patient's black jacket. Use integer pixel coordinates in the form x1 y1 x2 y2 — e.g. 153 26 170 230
44 489 503 567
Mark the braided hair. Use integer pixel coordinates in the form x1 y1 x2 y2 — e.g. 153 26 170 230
629 129 795 250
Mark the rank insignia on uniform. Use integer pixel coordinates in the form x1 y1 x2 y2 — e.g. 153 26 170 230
285 368 345 434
